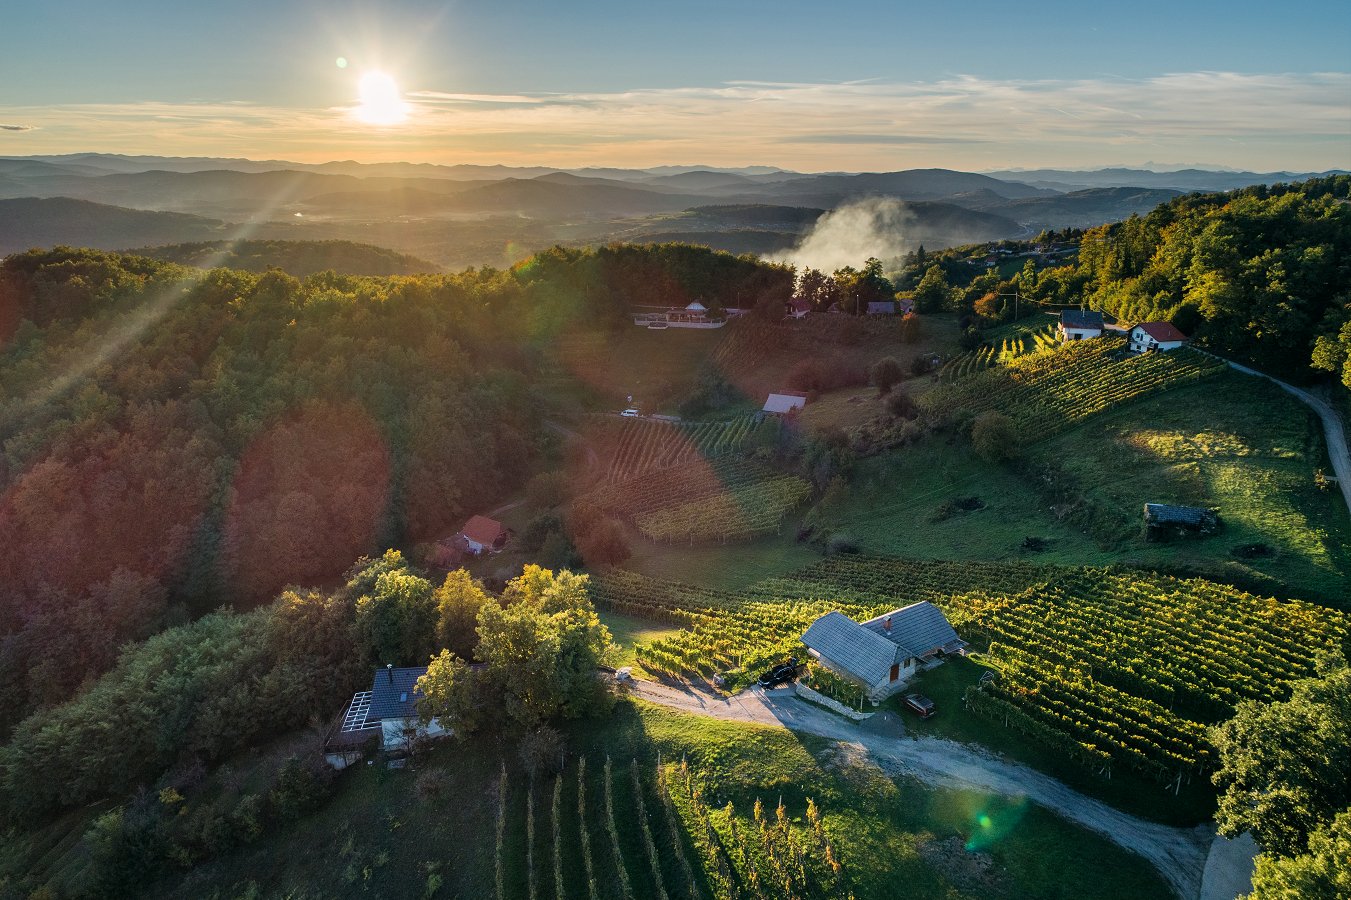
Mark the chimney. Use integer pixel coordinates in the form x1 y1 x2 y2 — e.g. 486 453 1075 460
883 616 892 633
386 663 394 683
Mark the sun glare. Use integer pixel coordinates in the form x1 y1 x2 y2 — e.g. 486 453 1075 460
355 71 408 126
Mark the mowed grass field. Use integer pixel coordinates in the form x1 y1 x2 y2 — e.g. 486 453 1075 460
139 701 1170 900
817 368 1349 602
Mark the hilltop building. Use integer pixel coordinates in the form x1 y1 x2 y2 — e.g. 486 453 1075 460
801 603 964 703
632 301 731 329
325 665 448 766
457 515 509 556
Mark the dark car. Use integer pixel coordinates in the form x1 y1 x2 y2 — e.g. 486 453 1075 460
757 657 800 689
903 693 936 718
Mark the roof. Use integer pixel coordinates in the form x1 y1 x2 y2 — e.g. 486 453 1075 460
867 301 897 314
1134 321 1188 342
1144 503 1217 526
861 602 962 656
802 612 899 686
368 666 429 721
685 301 707 312
460 515 506 545
1060 309 1105 330
763 392 808 414
789 298 811 312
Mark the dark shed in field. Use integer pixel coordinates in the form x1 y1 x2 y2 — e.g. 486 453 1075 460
1143 503 1220 541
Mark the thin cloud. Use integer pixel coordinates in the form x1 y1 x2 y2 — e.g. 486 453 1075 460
1 123 36 131
0 72 1345 170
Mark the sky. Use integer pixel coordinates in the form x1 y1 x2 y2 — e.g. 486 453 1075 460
1 0 1348 171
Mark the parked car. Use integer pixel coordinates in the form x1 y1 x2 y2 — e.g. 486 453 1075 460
757 657 799 689
620 408 640 417
903 693 935 718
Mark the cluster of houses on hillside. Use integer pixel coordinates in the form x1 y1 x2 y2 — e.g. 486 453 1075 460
784 297 914 319
1057 308 1191 352
633 301 750 329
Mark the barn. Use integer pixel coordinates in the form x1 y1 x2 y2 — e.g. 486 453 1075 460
1128 322 1189 353
801 602 964 703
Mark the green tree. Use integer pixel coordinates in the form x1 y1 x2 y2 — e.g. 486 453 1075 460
1247 810 1351 899
434 569 492 659
913 265 953 313
355 569 437 665
1210 654 1351 857
869 356 904 395
970 411 1020 462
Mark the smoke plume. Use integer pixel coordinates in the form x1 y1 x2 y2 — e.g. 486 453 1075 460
767 197 913 273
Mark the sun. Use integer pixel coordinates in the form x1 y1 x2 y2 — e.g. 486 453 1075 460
354 71 408 126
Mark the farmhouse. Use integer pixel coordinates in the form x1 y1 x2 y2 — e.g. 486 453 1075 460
326 665 448 766
801 602 964 703
1128 321 1189 353
1058 309 1105 342
786 297 811 319
457 514 509 556
1143 503 1221 541
762 391 808 415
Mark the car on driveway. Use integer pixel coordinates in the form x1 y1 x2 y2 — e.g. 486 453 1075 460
757 657 800 689
903 693 935 718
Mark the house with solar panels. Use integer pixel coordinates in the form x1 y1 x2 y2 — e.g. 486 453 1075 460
801 602 965 703
325 665 448 767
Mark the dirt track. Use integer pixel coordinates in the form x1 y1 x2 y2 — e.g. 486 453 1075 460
631 680 1213 899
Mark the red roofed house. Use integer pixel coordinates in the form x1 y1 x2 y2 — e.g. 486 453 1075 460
457 515 509 556
786 297 812 319
1129 321 1189 353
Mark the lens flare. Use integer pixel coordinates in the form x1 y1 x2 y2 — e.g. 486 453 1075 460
355 71 408 125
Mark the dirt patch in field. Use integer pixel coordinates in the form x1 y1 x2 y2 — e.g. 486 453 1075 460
917 835 1010 895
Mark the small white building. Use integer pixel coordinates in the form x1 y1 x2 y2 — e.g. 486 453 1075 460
327 666 448 766
866 300 898 316
763 391 808 415
1128 321 1189 353
1058 309 1105 342
801 602 965 703
786 298 812 319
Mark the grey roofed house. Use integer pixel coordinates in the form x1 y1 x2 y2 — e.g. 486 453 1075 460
1060 309 1105 330
801 611 901 690
1143 503 1220 540
763 391 809 415
867 300 897 315
368 666 428 721
861 601 965 658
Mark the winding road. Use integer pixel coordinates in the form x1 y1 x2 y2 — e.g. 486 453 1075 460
1220 359 1351 514
631 679 1216 900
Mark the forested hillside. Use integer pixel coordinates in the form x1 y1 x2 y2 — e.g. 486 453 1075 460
131 239 441 277
1066 175 1351 380
0 243 792 736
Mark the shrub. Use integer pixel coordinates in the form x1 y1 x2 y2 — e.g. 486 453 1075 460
970 410 1020 462
886 391 918 420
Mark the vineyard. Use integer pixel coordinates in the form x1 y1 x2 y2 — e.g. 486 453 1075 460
936 324 1058 382
592 415 765 482
485 750 849 900
922 338 1225 435
634 475 811 543
588 557 1349 784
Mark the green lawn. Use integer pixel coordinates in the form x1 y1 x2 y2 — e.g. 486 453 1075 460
622 524 819 591
1027 370 1351 602
820 369 1350 602
597 609 684 673
889 656 1217 826
130 701 1170 900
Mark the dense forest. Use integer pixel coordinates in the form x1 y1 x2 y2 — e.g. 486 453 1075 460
0 242 792 737
131 239 442 278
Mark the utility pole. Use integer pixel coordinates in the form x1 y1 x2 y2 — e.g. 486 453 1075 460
997 290 1020 321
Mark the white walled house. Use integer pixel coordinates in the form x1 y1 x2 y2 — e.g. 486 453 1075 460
457 515 509 556
1058 309 1105 342
1128 321 1189 353
801 602 965 703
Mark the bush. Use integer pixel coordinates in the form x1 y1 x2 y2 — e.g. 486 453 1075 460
958 327 985 351
826 533 860 555
970 411 1020 462
869 356 904 395
886 391 918 420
